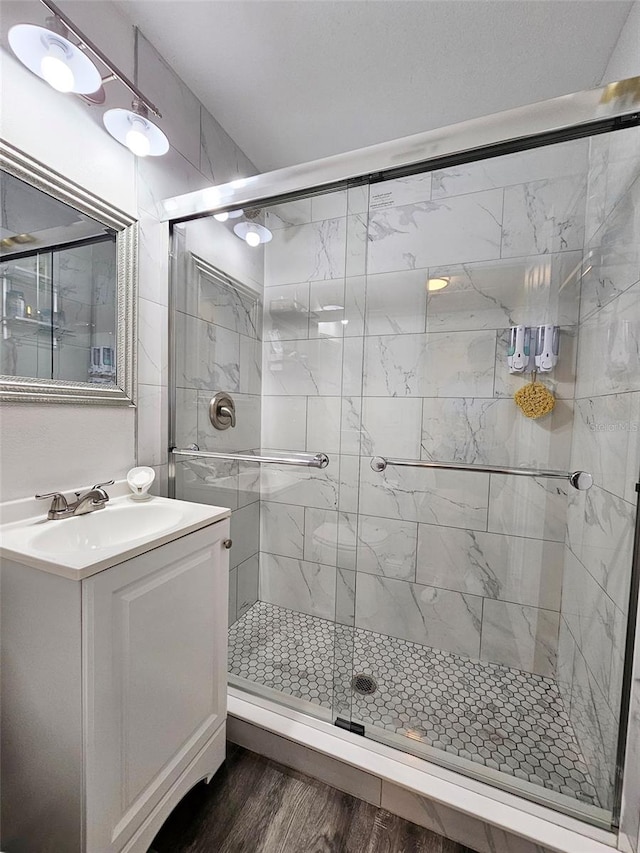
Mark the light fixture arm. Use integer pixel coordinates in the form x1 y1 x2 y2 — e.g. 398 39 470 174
37 0 162 118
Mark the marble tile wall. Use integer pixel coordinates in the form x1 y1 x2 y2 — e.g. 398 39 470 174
556 127 640 812
259 139 590 680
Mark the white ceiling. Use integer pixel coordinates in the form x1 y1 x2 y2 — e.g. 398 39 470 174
116 0 633 172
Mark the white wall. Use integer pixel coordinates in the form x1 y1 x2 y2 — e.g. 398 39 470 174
0 0 256 503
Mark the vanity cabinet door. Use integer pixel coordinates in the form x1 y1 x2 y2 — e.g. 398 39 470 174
82 520 229 853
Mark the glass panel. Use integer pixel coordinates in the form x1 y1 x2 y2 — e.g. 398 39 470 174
338 127 640 825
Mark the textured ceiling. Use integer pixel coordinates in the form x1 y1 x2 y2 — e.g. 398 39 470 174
115 0 633 172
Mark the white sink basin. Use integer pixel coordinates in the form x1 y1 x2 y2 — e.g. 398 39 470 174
30 502 186 553
0 492 230 579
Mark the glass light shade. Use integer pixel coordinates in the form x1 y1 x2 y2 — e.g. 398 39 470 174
233 221 273 246
103 109 169 157
427 276 449 292
8 25 101 94
214 209 244 222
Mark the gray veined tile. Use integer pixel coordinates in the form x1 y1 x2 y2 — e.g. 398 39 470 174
262 337 343 396
175 311 240 391
311 190 347 221
366 189 503 274
416 526 563 610
480 600 559 678
263 283 310 340
501 175 586 257
361 397 423 458
487 475 568 542
175 457 239 510
261 395 307 452
306 397 342 455
359 462 490 530
357 515 417 581
237 555 259 618
260 462 340 510
259 553 336 620
355 574 482 658
260 501 305 560
304 508 338 566
230 502 260 569
337 512 358 570
265 217 347 286
364 270 427 335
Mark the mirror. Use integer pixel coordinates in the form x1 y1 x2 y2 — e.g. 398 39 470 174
0 140 137 405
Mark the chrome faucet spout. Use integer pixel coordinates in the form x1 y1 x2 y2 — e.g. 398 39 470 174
72 486 111 516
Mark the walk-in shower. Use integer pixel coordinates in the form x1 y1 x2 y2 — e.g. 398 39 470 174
167 80 640 832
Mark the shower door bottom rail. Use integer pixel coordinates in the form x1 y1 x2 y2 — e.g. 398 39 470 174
171 445 330 469
370 456 593 490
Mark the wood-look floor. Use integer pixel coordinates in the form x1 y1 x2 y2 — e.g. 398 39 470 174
150 744 478 853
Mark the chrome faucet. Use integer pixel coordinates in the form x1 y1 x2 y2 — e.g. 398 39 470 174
36 481 114 520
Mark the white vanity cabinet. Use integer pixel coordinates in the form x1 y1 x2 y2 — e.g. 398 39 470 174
1 507 230 853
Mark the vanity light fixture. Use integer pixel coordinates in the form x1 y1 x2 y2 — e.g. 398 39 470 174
233 221 273 247
427 276 449 292
103 99 169 158
8 0 169 158
8 23 102 94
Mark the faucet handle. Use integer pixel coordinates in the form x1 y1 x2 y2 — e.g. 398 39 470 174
92 480 114 491
35 492 69 512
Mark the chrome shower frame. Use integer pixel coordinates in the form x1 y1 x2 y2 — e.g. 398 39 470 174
164 76 640 834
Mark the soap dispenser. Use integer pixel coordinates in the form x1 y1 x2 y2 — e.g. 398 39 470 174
126 466 155 501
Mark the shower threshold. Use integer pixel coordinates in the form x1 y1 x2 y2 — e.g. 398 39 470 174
229 601 601 811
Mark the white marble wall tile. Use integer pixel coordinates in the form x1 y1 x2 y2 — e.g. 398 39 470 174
138 298 168 387
425 251 581 333
571 394 640 502
337 512 358 570
138 214 169 306
177 257 261 336
260 463 339 510
237 460 262 509
343 276 366 338
588 127 640 237
359 463 490 530
304 507 338 566
363 331 495 398
487 476 568 542
340 396 362 456
575 281 640 398
355 574 482 657
149 464 169 498
260 501 305 560
306 397 341 454
357 515 417 581
137 147 211 219
556 614 576 708
336 568 356 626
182 217 264 296
259 553 336 620
364 270 427 335
480 600 559 677
265 199 313 230
342 337 365 396
369 174 432 209
346 214 369 278
569 648 617 810
137 384 166 467
366 190 503 274
562 547 619 703
338 455 361 513
175 311 240 391
348 186 370 215
421 397 573 471
237 554 259 618
565 486 634 613
416 526 563 610
263 283 310 340
265 218 347 286
581 176 640 321
199 105 257 185
261 395 307 452
501 175 586 258
198 392 260 454
360 397 423 458
136 33 201 169
311 191 347 222
263 337 343 396
229 502 260 569
494 327 577 401
432 139 588 200
239 334 262 396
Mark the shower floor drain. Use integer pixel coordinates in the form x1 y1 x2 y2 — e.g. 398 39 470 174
351 673 378 695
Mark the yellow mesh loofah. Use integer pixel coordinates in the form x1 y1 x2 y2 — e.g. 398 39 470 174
514 379 555 419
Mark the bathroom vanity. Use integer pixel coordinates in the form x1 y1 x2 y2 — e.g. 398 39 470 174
0 490 231 853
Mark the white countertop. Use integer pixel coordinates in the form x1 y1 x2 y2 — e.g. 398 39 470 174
0 485 230 580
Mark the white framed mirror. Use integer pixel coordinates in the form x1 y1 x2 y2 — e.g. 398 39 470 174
0 139 137 405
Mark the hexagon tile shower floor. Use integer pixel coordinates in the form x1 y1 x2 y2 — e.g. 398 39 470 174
228 601 599 806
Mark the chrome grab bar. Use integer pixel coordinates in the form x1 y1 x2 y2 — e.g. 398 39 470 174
370 456 593 491
172 446 329 469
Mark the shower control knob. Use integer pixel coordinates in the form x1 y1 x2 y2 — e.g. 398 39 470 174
223 539 233 549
